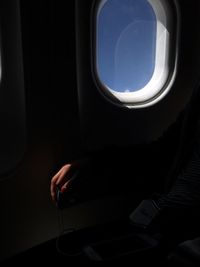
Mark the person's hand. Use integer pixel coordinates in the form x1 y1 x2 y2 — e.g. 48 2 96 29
50 161 80 202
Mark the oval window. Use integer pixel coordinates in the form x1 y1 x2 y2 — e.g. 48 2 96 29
94 0 179 108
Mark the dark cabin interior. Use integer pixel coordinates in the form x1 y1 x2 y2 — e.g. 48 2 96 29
1 0 200 265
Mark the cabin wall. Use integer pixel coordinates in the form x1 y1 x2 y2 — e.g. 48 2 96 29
1 0 200 262
0 0 80 261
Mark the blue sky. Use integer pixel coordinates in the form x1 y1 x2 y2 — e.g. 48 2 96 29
97 0 157 92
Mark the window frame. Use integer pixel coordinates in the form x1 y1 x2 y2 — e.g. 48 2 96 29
92 0 180 108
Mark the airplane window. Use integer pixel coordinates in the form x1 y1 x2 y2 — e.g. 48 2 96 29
95 0 179 108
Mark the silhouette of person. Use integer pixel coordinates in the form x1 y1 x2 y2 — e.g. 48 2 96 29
50 119 200 265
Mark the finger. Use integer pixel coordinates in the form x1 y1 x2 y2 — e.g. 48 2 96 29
50 183 56 202
60 169 80 193
51 165 65 182
60 180 71 193
55 164 73 187
51 178 59 201
50 164 72 201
